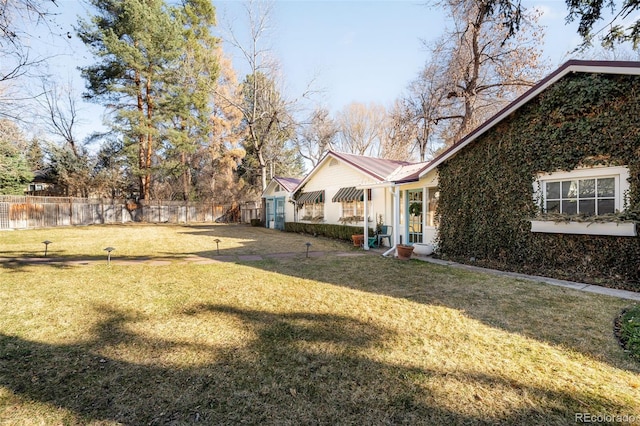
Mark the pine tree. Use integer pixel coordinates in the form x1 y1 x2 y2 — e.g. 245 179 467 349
78 0 183 201
0 119 32 194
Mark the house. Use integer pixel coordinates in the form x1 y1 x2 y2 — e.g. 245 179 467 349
413 60 640 288
262 61 639 288
292 151 432 248
24 170 58 196
261 176 301 230
263 151 431 249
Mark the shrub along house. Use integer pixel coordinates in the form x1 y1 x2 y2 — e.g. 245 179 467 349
419 60 640 290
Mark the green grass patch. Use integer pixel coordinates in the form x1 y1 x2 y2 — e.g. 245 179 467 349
618 304 640 362
0 224 639 424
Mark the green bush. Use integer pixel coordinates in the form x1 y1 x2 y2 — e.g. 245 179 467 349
618 305 640 362
250 219 262 227
285 222 374 242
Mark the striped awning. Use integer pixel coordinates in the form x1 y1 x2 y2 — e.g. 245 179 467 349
332 186 364 203
296 190 324 205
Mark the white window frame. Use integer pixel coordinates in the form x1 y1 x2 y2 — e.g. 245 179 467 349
301 202 324 221
531 166 636 236
534 166 629 215
340 200 365 219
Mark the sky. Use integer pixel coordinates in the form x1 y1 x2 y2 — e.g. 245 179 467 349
11 0 608 144
216 0 585 112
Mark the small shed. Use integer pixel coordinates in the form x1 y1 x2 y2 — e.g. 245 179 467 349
261 176 301 230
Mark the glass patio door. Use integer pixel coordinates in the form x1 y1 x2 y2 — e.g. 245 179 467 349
265 199 274 228
274 197 285 230
407 189 423 243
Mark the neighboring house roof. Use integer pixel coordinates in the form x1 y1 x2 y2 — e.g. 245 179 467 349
295 150 420 191
262 176 302 198
273 176 301 193
30 170 56 184
418 59 640 179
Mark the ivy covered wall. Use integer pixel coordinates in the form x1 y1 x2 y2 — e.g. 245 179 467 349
436 72 640 291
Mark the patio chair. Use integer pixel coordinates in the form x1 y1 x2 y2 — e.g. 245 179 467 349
377 225 392 247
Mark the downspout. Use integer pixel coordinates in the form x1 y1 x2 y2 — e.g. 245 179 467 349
363 187 369 250
383 184 400 257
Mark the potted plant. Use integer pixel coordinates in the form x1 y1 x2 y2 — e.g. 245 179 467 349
375 214 384 234
352 233 365 247
396 244 414 260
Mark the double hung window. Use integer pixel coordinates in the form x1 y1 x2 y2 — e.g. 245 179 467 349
537 166 628 216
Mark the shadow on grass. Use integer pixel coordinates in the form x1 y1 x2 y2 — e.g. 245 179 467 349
241 254 640 373
0 304 622 425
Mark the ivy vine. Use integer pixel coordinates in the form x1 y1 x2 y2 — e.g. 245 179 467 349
436 72 640 291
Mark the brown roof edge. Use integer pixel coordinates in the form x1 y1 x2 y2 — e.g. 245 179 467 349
330 151 410 181
273 176 302 192
418 59 640 179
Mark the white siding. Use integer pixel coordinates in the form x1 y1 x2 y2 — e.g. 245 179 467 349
301 159 385 226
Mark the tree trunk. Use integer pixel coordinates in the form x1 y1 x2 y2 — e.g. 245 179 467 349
181 151 191 201
144 73 154 201
136 69 146 200
258 149 267 192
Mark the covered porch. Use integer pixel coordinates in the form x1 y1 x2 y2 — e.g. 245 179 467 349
359 169 439 257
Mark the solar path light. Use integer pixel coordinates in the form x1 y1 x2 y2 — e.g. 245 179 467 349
305 242 312 258
42 240 52 257
214 239 221 255
104 247 115 265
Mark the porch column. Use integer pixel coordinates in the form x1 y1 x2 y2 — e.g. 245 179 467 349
422 186 427 242
394 186 401 246
363 187 369 250
383 185 401 257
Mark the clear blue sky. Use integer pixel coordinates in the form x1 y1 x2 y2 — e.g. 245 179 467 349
216 0 584 113
22 0 589 143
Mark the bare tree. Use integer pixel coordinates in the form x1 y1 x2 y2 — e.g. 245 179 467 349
402 47 449 161
380 100 416 162
34 77 82 157
0 0 57 80
1 0 59 123
420 0 546 146
335 102 386 157
296 107 337 167
221 0 297 193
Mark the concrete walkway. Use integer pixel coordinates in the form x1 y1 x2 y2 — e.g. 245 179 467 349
413 255 640 302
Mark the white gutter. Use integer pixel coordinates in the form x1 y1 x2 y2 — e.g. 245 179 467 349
356 181 395 190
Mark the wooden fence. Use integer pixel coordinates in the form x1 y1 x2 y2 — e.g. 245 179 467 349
0 196 244 230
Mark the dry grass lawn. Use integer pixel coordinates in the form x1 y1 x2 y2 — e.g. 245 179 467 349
0 224 639 425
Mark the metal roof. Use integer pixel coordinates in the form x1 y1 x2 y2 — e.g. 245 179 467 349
273 176 302 193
